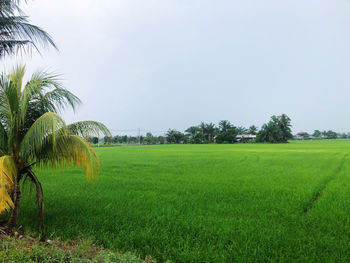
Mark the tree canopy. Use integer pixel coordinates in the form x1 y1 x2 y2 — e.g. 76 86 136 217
256 114 293 143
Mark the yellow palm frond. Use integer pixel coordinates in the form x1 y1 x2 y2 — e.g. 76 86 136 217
64 135 100 182
37 135 99 183
0 155 16 214
68 121 111 138
20 112 67 159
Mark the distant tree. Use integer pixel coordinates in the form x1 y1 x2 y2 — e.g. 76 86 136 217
256 114 293 143
338 133 347 139
144 132 155 145
248 125 258 135
166 129 185 144
236 126 248 134
312 130 322 138
92 137 99 144
216 120 237 144
326 130 337 139
128 136 139 144
158 136 165 144
322 130 327 138
104 136 113 144
122 135 128 143
185 126 204 144
278 114 293 142
199 122 216 143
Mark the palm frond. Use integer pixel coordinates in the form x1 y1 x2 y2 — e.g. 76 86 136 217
0 1 57 57
0 15 57 55
20 70 80 124
20 112 67 159
0 155 16 214
0 0 22 17
0 71 19 121
0 121 8 155
36 135 100 183
9 64 25 99
0 74 11 126
68 121 111 138
0 39 30 56
34 86 81 113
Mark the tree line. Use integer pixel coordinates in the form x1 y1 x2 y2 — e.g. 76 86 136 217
297 130 349 140
99 114 294 145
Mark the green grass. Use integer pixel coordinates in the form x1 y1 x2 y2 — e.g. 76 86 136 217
18 140 350 262
0 234 152 262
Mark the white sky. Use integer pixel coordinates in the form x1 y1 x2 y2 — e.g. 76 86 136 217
3 0 350 135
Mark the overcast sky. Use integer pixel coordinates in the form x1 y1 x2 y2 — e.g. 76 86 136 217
3 0 350 135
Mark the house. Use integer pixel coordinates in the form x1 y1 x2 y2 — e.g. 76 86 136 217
295 132 312 140
236 134 256 142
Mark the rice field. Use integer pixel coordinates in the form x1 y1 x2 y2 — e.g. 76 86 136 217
19 140 350 262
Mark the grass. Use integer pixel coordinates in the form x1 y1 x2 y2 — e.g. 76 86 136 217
17 140 350 262
0 233 153 262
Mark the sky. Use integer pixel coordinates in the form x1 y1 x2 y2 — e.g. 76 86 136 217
3 0 350 135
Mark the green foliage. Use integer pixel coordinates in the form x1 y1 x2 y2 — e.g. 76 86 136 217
185 126 204 144
236 126 248 134
87 137 99 144
313 130 322 138
166 129 185 144
256 114 293 143
0 234 151 262
216 120 237 143
325 130 338 139
158 136 165 144
104 136 113 145
143 132 156 145
0 0 57 57
248 125 258 135
0 65 110 226
18 141 350 262
199 122 216 143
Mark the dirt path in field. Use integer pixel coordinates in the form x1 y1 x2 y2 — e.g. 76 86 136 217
302 154 347 214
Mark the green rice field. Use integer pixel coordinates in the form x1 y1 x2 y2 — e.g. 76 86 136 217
19 140 350 262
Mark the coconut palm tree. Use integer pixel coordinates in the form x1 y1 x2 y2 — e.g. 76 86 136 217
0 0 57 57
0 65 111 231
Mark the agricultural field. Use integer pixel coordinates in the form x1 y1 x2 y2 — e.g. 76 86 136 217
18 140 350 262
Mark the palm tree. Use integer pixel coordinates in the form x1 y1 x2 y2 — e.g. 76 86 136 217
217 120 237 144
236 126 248 135
0 0 57 57
248 125 258 135
0 65 111 231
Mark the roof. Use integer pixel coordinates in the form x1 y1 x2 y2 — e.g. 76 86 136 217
236 134 256 139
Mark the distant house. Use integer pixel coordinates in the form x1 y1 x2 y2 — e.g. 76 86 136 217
295 132 312 140
236 134 256 142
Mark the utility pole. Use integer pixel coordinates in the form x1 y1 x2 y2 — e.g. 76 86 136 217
138 128 141 145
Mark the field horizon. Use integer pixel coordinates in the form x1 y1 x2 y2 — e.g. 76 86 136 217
18 140 350 262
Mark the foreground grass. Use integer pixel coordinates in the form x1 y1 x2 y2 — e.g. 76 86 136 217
17 141 350 262
0 233 152 263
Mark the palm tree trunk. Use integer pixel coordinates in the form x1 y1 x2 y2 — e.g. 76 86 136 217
6 183 21 231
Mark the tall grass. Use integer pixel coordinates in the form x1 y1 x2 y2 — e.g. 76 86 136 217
19 141 350 262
